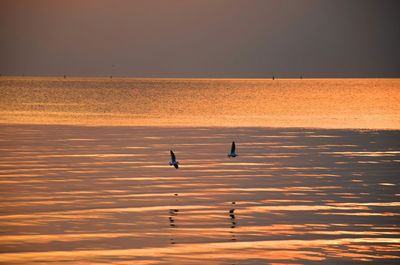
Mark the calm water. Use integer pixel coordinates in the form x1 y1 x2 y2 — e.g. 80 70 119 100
0 77 400 264
1 77 400 128
0 125 399 264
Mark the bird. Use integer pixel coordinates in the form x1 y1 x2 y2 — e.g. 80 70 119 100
228 141 237 158
169 150 179 169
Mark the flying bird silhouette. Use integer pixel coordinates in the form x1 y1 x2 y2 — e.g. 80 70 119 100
169 150 179 169
228 141 237 158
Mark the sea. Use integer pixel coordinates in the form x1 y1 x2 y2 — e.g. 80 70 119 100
0 77 399 264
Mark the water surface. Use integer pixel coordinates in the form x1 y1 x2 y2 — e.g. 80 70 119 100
0 125 399 264
1 77 399 128
1 77 399 264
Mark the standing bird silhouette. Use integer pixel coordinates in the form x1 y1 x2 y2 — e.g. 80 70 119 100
169 150 179 169
228 141 237 158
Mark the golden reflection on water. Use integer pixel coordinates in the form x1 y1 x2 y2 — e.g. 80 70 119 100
0 124 399 264
1 77 400 128
0 238 398 264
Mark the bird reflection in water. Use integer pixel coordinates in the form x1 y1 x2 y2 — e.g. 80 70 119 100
169 194 179 244
229 202 237 241
169 209 179 244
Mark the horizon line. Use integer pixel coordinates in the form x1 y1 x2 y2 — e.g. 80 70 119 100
1 74 400 80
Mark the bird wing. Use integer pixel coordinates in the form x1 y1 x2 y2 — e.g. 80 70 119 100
170 150 176 162
231 141 236 153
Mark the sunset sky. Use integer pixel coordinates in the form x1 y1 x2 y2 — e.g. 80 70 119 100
0 0 399 78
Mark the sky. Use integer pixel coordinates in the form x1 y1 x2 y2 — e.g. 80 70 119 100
0 0 399 78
